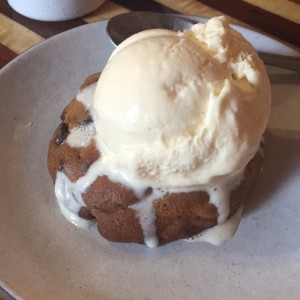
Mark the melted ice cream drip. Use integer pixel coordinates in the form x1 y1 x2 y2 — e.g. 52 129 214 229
55 155 244 244
54 84 97 229
58 203 93 229
206 185 231 223
66 123 95 148
54 84 258 246
76 83 97 109
127 171 243 246
55 172 94 229
185 206 243 245
205 169 244 223
130 189 166 248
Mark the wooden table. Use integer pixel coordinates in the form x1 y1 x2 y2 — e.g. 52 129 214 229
0 0 300 69
0 0 299 299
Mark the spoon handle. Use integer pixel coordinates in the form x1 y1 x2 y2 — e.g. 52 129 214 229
258 51 300 72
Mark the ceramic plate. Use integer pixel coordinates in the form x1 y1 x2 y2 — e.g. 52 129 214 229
1 19 300 300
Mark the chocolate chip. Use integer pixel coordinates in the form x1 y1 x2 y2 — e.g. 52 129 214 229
55 123 69 145
78 207 95 220
59 159 64 171
60 107 67 121
144 187 153 196
81 115 93 125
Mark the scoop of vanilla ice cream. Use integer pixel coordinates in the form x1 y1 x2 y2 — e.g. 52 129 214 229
93 16 271 188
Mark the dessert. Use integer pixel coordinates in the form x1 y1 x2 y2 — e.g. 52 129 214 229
48 16 271 247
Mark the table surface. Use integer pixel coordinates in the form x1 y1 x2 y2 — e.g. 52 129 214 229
0 0 299 299
1 0 300 70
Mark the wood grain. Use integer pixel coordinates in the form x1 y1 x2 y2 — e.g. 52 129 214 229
83 1 129 23
0 13 44 54
0 43 17 68
112 0 178 13
155 0 223 17
242 0 300 24
155 0 251 27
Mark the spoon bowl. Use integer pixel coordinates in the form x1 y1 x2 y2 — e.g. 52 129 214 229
107 11 196 46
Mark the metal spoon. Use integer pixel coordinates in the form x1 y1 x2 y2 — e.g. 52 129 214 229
107 11 300 72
